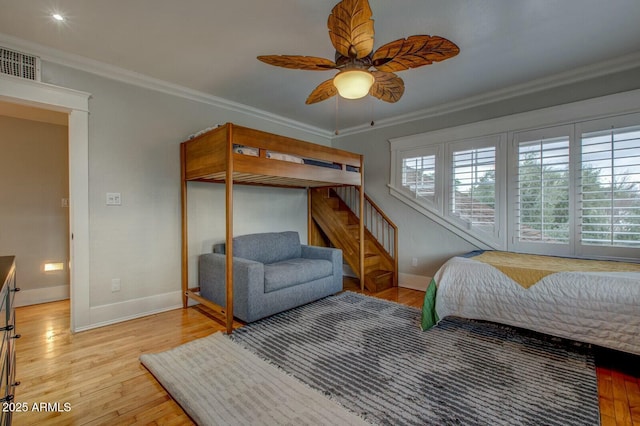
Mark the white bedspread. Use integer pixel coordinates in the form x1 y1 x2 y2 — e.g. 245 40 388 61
434 256 640 355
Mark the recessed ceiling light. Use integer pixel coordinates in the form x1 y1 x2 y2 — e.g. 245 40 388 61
52 13 65 22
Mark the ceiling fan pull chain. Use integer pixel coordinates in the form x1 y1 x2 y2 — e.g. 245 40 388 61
370 96 375 127
334 96 340 135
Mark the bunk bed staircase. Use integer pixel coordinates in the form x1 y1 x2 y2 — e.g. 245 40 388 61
309 187 398 292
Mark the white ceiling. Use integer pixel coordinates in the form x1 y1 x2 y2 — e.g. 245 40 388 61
1 0 640 134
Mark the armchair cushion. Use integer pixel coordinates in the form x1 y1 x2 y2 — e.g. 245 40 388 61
264 258 333 293
233 231 301 264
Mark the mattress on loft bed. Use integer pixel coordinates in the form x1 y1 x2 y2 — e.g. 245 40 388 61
234 145 359 171
421 250 640 355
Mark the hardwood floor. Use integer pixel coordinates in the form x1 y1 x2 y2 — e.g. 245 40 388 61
13 285 640 425
596 349 640 426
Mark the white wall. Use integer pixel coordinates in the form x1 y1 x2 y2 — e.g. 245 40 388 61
0 115 70 304
37 61 330 327
333 66 640 280
14 45 640 325
186 183 307 288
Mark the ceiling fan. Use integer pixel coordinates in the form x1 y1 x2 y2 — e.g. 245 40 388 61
258 0 459 105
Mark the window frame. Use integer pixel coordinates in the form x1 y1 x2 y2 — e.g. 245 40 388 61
575 112 640 261
389 89 640 262
393 145 441 212
445 135 505 248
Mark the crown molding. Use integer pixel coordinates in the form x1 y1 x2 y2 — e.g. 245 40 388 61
334 51 640 138
3 32 639 142
0 33 334 139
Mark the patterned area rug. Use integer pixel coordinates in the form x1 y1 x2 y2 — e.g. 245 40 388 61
140 332 369 425
231 291 600 426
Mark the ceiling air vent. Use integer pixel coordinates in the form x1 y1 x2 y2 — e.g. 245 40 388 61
0 46 41 81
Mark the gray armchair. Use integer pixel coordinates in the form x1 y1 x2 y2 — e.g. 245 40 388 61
198 231 343 323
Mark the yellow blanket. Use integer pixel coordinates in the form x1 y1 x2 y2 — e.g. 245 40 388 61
473 251 640 289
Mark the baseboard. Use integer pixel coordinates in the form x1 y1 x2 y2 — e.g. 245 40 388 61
75 291 183 332
398 273 431 292
14 285 70 307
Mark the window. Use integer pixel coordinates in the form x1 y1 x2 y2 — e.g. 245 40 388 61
579 117 640 258
450 145 497 233
402 153 436 204
512 126 572 255
389 91 640 261
390 135 504 249
391 145 441 213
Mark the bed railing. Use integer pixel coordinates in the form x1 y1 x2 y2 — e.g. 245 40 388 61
332 186 398 281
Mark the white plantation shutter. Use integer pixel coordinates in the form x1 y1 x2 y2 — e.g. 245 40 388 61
451 146 496 230
446 135 504 248
402 154 436 202
580 122 640 251
395 145 440 210
512 126 572 255
390 134 505 249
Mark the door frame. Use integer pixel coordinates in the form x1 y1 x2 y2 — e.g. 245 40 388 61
0 74 91 332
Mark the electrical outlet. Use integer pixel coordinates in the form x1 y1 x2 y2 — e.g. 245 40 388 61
111 278 121 292
411 257 418 267
106 192 122 206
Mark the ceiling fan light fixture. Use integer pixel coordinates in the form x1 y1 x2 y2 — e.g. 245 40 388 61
333 69 374 99
258 0 459 104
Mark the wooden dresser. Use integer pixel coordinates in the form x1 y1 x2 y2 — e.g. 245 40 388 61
0 256 19 425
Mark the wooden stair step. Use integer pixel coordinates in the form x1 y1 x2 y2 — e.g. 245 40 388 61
346 225 372 239
368 269 393 281
365 269 394 293
346 224 359 236
364 253 380 265
325 197 340 209
335 210 350 220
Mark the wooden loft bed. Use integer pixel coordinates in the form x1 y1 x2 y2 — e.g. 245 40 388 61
180 122 365 333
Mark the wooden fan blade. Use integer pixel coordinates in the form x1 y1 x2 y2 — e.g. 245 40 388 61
369 71 404 103
327 0 375 59
372 35 459 72
306 79 338 104
257 55 337 71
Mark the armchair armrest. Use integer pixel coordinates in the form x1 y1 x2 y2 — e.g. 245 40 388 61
198 253 264 320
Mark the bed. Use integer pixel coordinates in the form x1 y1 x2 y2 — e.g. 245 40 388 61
181 123 366 333
182 123 362 187
421 250 640 355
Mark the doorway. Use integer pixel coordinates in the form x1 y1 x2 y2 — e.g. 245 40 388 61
0 75 90 332
0 102 70 306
